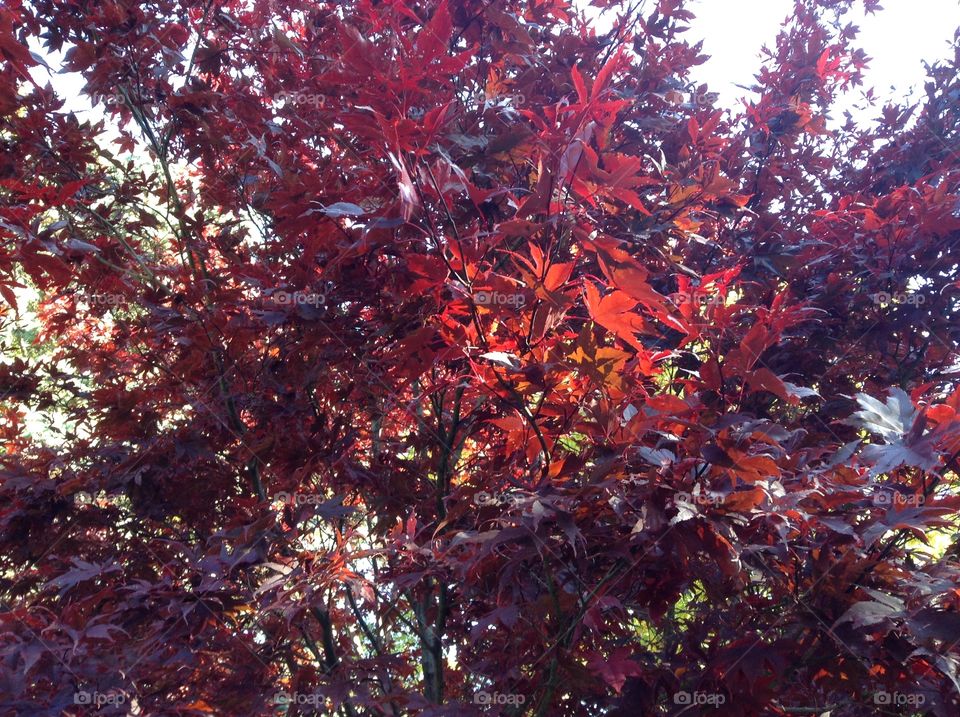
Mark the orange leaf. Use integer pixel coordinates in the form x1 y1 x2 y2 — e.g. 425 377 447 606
584 284 647 352
571 63 588 104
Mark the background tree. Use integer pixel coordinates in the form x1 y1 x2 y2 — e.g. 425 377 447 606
1 0 960 715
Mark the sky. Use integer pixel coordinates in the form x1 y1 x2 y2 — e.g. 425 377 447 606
686 0 960 121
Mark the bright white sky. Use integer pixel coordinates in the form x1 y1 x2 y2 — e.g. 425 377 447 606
687 0 960 122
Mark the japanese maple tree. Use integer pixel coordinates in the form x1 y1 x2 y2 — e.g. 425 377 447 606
2 0 960 714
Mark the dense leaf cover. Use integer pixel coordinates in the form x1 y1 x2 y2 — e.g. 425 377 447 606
2 0 960 714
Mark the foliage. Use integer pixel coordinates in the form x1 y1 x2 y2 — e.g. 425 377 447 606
1 0 960 715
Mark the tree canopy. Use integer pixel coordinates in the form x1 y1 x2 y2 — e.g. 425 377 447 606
2 0 960 714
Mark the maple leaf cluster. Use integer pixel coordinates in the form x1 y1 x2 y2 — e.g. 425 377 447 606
1 0 960 715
